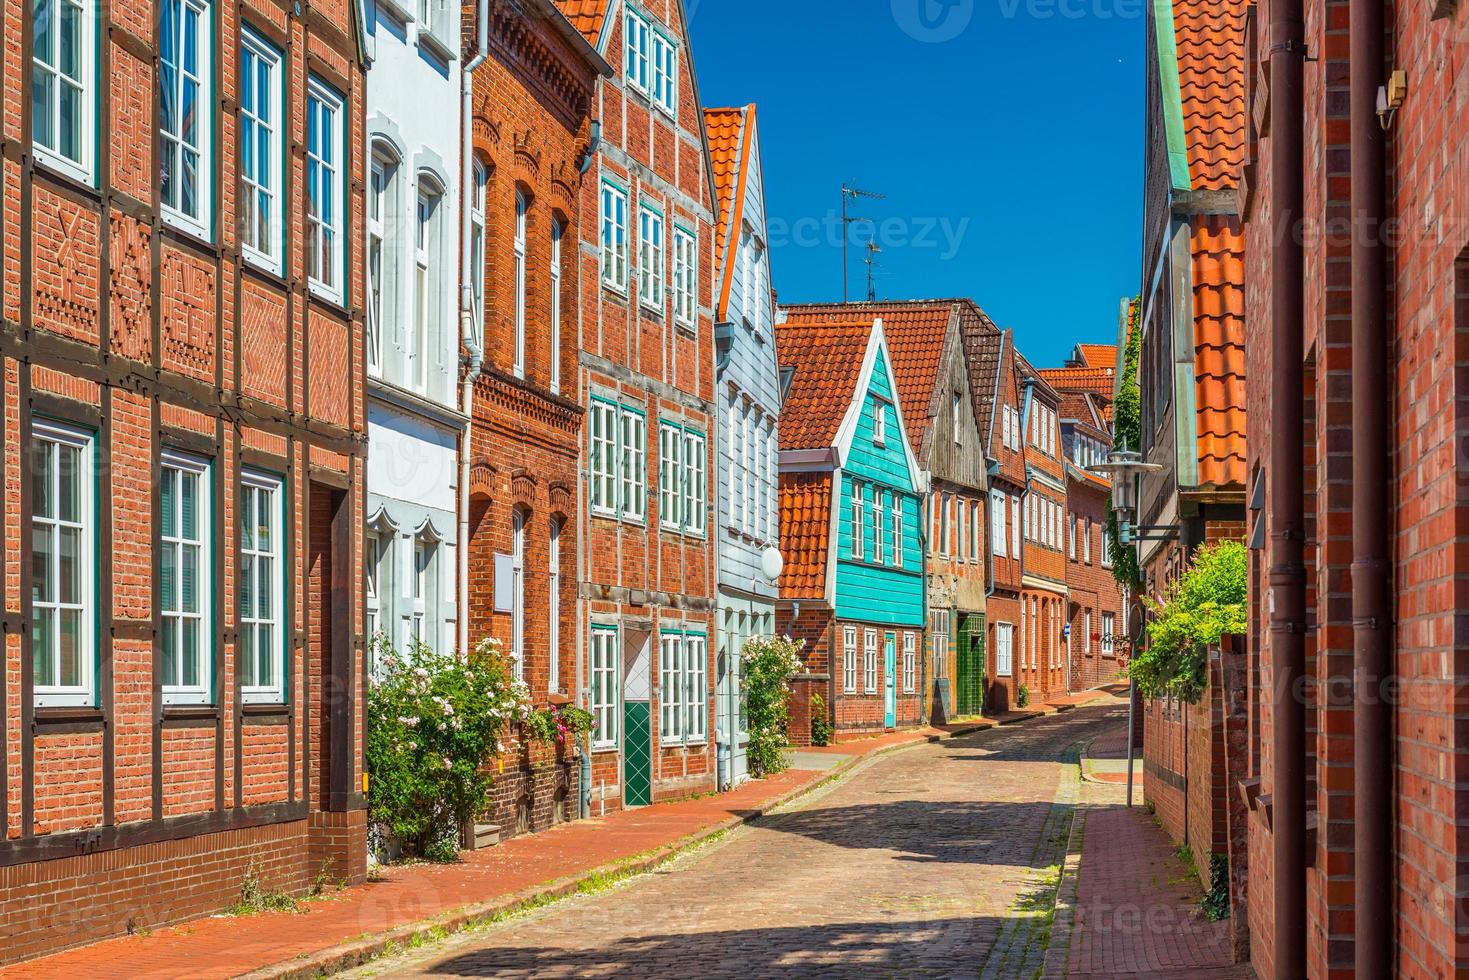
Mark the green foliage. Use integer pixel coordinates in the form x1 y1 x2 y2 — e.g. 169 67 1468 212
1108 297 1145 592
809 691 833 747
230 863 302 915
1128 541 1247 703
1017 684 1031 709
741 635 806 777
367 636 531 861
524 704 596 750
1203 853 1231 921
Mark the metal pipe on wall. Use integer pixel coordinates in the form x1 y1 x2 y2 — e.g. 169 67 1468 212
1268 0 1309 971
1350 0 1392 970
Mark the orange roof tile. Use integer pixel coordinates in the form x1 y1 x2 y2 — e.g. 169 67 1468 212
704 106 752 322
550 0 608 45
778 472 832 599
1192 213 1246 489
1174 0 1247 191
1037 366 1116 401
783 301 955 457
1076 343 1118 369
773 319 873 451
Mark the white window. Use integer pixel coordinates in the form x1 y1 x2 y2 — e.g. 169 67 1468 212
638 205 665 310
600 182 628 292
590 400 618 515
685 634 707 742
873 490 886 564
864 628 878 694
511 509 525 680
550 218 563 392
660 634 682 742
873 400 888 446
366 150 395 375
739 406 750 531
412 183 441 391
659 633 707 745
956 498 966 563
938 492 950 557
755 423 768 541
1009 494 1020 556
970 500 981 562
624 7 651 94
159 0 212 236
683 429 706 536
995 623 1013 677
659 424 683 531
952 393 962 444
843 625 858 694
591 627 618 747
1031 598 1040 669
673 226 697 328
1084 517 1093 563
240 29 282 270
365 532 380 641
32 0 96 183
548 518 561 692
990 490 1006 557
903 631 916 693
850 480 865 560
471 164 487 351
306 78 344 300
160 451 211 704
891 494 903 569
513 190 528 378
1102 613 1116 655
650 28 677 115
1085 610 1093 655
620 409 646 522
30 422 94 707
410 539 431 646
931 610 950 683
1068 514 1077 559
1102 523 1115 568
241 470 285 702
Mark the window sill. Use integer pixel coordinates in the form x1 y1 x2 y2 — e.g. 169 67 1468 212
32 152 99 198
161 208 212 247
162 704 219 728
34 706 105 734
602 282 630 302
308 282 349 316
241 249 287 285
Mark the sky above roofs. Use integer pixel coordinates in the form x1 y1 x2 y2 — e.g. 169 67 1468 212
689 0 1143 369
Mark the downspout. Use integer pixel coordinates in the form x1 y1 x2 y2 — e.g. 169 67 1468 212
1350 0 1391 971
457 0 489 656
1268 0 1308 971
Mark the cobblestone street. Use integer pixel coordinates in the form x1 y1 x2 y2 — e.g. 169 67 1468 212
349 700 1128 978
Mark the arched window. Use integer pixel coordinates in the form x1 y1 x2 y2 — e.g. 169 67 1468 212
513 189 528 378
367 142 401 376
548 516 562 691
470 159 487 348
550 217 564 393
414 176 444 392
511 508 527 680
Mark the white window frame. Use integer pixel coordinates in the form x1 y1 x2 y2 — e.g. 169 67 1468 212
600 181 628 293
1009 494 1020 557
511 508 526 680
659 632 706 745
366 151 390 376
650 27 677 116
952 393 962 445
850 480 865 560
306 77 345 302
843 625 858 694
159 0 213 238
659 423 683 532
903 631 916 693
550 218 563 392
412 181 439 391
30 421 96 708
470 160 488 350
938 492 950 557
239 27 282 272
1085 610 1093 655
620 408 647 523
241 469 286 703
513 189 528 378
996 622 1013 677
1084 517 1093 563
1069 514 1077 559
589 400 647 525
864 628 878 694
591 626 619 748
990 490 1006 558
891 494 903 569
738 405 750 532
638 204 665 311
660 633 683 743
955 497 966 563
673 225 697 328
683 429 706 537
548 518 561 692
590 400 618 516
32 0 97 185
160 450 212 705
409 538 430 647
755 422 768 542
970 499 981 562
873 400 888 446
931 609 950 683
873 489 886 565
624 6 651 95
1102 613 1116 656
1102 523 1115 568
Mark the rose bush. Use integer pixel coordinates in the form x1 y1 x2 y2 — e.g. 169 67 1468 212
741 635 805 777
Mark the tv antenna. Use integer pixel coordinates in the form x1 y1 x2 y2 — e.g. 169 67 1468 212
841 184 885 303
864 242 882 302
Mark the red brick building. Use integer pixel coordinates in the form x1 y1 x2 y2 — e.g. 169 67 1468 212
1241 0 1469 970
557 0 719 811
0 0 368 964
1016 356 1069 704
462 0 607 838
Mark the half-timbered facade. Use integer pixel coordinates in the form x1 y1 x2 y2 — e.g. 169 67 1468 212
1 0 368 963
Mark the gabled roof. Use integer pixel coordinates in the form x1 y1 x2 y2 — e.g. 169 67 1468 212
1193 214 1246 489
1015 351 1061 404
705 105 755 322
782 300 958 459
961 318 1006 456
1076 343 1118 369
777 471 832 600
1167 0 1247 190
551 0 608 46
1037 366 1117 401
773 320 872 450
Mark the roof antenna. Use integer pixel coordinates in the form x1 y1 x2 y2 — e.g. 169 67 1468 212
841 183 884 303
864 242 882 302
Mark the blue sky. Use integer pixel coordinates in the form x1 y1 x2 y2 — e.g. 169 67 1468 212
688 0 1144 368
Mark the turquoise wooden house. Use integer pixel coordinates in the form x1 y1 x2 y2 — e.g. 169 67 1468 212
775 317 928 736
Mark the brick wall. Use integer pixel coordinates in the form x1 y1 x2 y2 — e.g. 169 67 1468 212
1066 478 1126 693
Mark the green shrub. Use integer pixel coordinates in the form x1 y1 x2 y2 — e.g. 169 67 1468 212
1203 853 1230 921
366 637 531 861
809 691 833 747
1128 541 1247 703
1017 684 1031 709
742 635 805 777
524 704 596 750
1109 297 1145 592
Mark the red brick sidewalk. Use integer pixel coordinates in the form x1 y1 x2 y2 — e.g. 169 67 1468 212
2 727 957 980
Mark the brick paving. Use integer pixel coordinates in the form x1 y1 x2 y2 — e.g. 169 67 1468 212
1055 721 1253 979
346 700 1130 979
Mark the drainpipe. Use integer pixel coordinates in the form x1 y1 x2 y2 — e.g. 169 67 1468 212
457 0 490 656
1350 0 1391 971
1268 0 1308 971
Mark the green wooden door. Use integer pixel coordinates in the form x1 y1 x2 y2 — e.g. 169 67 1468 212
957 613 985 716
623 701 652 806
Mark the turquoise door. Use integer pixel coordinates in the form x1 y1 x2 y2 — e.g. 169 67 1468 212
884 632 897 728
623 633 652 806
